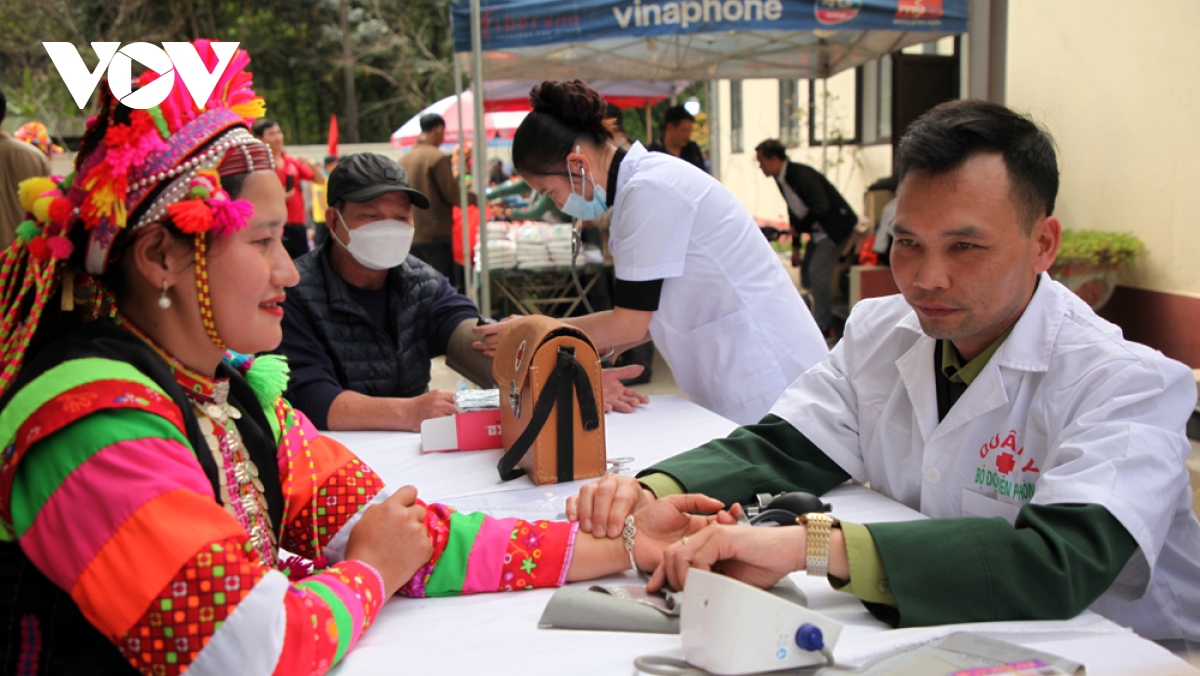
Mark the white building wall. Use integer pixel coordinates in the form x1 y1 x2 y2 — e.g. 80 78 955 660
716 0 1200 299
1005 0 1200 297
716 74 892 228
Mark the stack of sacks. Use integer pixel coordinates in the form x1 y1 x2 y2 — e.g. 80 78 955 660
514 222 575 269
473 222 517 270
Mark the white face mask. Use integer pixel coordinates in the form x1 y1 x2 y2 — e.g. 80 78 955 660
333 211 414 270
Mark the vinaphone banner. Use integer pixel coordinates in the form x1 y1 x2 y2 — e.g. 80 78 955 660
451 0 966 54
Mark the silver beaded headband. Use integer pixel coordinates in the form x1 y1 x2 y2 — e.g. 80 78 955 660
131 128 274 232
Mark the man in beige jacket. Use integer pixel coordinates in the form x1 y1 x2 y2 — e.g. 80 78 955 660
1 89 52 249
398 113 473 287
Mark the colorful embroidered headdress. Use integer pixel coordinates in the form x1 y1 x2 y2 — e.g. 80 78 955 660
13 122 64 156
0 40 272 397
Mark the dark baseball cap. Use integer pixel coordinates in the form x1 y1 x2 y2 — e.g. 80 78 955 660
326 153 430 209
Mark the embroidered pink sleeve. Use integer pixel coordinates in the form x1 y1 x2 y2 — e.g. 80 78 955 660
116 540 383 675
498 519 577 591
275 403 384 559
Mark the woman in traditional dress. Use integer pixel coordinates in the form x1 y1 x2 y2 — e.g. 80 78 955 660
0 42 728 675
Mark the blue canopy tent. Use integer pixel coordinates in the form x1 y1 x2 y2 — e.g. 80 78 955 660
449 0 968 310
451 0 967 81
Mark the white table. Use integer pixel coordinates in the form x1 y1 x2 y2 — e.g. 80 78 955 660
327 396 1197 676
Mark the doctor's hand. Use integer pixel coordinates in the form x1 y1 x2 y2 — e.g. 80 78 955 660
601 365 650 413
630 495 741 573
567 473 655 538
647 524 804 594
470 316 518 357
345 485 433 598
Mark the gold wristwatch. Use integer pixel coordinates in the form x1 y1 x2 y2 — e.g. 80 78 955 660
800 513 839 577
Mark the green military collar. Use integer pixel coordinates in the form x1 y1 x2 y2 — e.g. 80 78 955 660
940 325 1015 385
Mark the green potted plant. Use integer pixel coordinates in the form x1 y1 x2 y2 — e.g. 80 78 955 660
1050 229 1144 310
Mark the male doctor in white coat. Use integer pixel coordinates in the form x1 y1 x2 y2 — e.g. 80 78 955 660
566 99 1200 652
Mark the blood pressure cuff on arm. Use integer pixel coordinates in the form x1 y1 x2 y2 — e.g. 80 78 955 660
613 278 663 312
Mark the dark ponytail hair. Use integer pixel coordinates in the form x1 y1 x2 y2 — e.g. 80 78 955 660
512 80 613 177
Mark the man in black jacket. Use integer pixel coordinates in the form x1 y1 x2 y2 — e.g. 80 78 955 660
278 153 487 431
649 105 707 173
279 153 648 432
755 139 858 336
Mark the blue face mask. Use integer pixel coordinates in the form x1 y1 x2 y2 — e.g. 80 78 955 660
561 162 608 220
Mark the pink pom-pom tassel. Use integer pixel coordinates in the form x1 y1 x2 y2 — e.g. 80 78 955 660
46 236 75 260
208 198 254 237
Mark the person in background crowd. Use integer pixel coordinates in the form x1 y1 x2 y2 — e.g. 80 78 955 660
280 152 647 432
251 117 326 259
648 104 706 173
755 139 858 339
487 173 572 223
451 140 472 181
475 81 827 425
0 46 723 675
398 113 474 289
566 100 1200 656
487 158 508 187
13 121 64 160
310 155 339 247
0 88 52 249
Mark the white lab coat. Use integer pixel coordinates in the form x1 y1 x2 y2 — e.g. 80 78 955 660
608 143 827 424
770 274 1200 644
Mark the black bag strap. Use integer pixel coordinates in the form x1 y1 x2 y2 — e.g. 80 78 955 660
497 346 601 482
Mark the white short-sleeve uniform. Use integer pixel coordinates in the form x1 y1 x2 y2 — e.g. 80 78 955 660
769 274 1200 643
607 142 827 425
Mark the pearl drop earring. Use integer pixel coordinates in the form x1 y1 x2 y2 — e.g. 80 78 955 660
158 280 172 309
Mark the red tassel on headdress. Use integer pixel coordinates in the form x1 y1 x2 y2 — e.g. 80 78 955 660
48 197 74 225
27 237 51 261
166 199 214 234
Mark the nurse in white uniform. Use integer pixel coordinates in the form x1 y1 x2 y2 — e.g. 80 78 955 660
474 81 827 424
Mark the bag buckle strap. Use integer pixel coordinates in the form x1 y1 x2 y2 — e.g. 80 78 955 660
509 379 521 419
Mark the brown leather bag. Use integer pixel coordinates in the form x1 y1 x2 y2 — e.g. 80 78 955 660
492 316 606 485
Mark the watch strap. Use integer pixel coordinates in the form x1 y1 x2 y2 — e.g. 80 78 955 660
803 512 837 577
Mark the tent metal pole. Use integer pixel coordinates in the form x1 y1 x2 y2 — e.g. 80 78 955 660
453 55 474 304
708 79 720 181
645 105 652 144
821 77 829 174
470 0 491 317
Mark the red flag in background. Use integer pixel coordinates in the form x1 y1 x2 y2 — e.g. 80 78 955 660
327 115 339 158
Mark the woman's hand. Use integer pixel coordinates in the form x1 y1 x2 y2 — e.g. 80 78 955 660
567 473 655 538
631 495 741 573
600 365 650 413
470 316 518 357
646 524 805 594
345 485 433 597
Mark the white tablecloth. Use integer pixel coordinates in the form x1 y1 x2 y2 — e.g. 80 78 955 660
326 396 1197 676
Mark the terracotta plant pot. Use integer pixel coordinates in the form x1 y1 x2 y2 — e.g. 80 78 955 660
1049 263 1119 310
